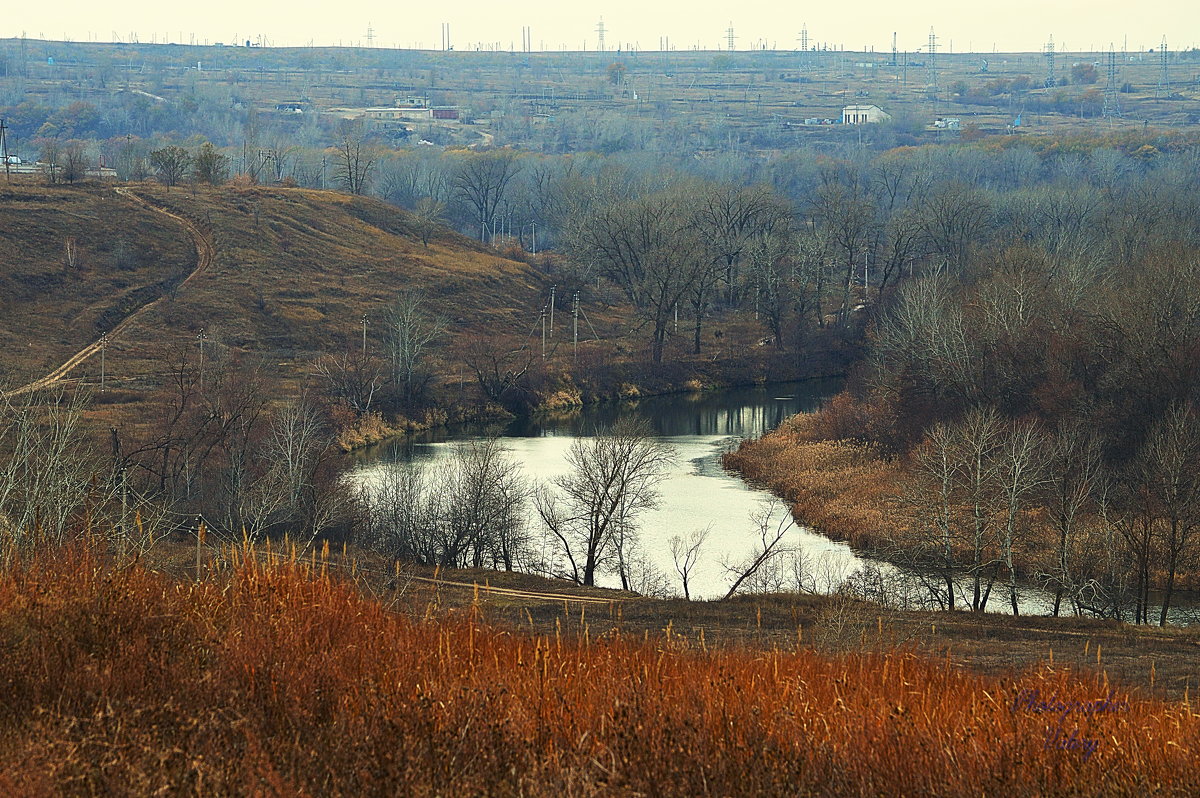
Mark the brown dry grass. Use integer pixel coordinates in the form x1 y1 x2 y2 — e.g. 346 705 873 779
0 183 194 381
0 544 1197 796
725 409 903 553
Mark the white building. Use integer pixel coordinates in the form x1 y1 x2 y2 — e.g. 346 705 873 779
841 104 891 125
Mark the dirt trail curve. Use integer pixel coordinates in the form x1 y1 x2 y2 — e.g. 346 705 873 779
2 188 215 399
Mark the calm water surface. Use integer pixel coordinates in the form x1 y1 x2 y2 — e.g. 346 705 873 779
350 380 1198 620
351 379 858 599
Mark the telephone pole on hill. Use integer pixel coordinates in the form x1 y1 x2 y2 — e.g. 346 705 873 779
0 118 9 182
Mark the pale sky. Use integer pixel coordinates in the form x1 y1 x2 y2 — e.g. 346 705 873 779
7 0 1197 54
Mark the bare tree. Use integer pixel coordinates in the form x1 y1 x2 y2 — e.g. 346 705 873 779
721 500 795 600
915 182 992 271
809 182 878 324
1039 419 1104 616
333 131 377 195
1133 402 1200 626
261 397 342 546
0 386 101 553
61 140 88 183
995 419 1047 615
565 186 706 362
444 439 529 570
411 197 445 247
692 182 787 307
314 349 384 415
149 145 191 189
39 139 61 183
535 418 673 587
746 227 799 349
359 439 528 570
384 291 447 406
462 334 534 408
453 149 521 241
669 526 709 600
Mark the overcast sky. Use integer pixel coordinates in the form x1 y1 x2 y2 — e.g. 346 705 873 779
7 0 1197 54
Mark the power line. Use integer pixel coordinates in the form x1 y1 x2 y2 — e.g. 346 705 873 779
1103 44 1121 120
1156 35 1170 98
1044 35 1056 88
927 27 938 92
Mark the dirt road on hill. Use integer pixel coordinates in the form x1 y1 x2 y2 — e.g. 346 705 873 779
2 187 214 398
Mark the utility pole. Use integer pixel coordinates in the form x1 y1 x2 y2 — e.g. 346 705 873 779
548 285 556 337
572 292 579 360
1103 44 1121 120
99 332 108 393
540 305 547 360
1044 35 1056 88
0 118 9 182
928 27 938 94
196 330 207 390
1156 36 1170 98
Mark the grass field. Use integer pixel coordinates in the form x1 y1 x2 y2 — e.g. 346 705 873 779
0 542 1197 796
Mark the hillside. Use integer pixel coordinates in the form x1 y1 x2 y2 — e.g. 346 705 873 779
0 182 548 423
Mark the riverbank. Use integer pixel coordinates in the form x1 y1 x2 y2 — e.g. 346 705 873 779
723 409 904 554
724 404 1200 607
337 340 855 452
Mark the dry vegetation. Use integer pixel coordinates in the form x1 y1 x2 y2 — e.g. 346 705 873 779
725 400 903 553
0 543 1198 796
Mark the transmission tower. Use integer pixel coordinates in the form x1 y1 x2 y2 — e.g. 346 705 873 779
596 17 606 52
1044 35 1056 87
927 27 938 92
1102 45 1121 119
800 23 808 52
726 22 735 52
1156 36 1170 98
366 24 374 47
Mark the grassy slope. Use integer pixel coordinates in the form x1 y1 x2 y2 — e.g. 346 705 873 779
0 183 195 381
0 181 547 426
1 545 1197 796
0 180 852 437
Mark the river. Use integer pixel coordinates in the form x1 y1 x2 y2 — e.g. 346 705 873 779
348 380 1198 622
350 378 859 600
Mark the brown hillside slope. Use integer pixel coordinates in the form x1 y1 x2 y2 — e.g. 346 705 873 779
0 184 195 383
0 183 544 420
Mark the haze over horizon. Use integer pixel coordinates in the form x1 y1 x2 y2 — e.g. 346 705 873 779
4 0 1196 55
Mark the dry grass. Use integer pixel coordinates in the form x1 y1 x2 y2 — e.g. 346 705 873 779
725 410 903 553
0 544 1196 796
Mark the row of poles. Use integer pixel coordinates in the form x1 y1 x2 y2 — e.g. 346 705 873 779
539 285 583 360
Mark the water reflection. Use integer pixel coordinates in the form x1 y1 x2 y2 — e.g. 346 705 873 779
350 380 1197 621
351 379 848 599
